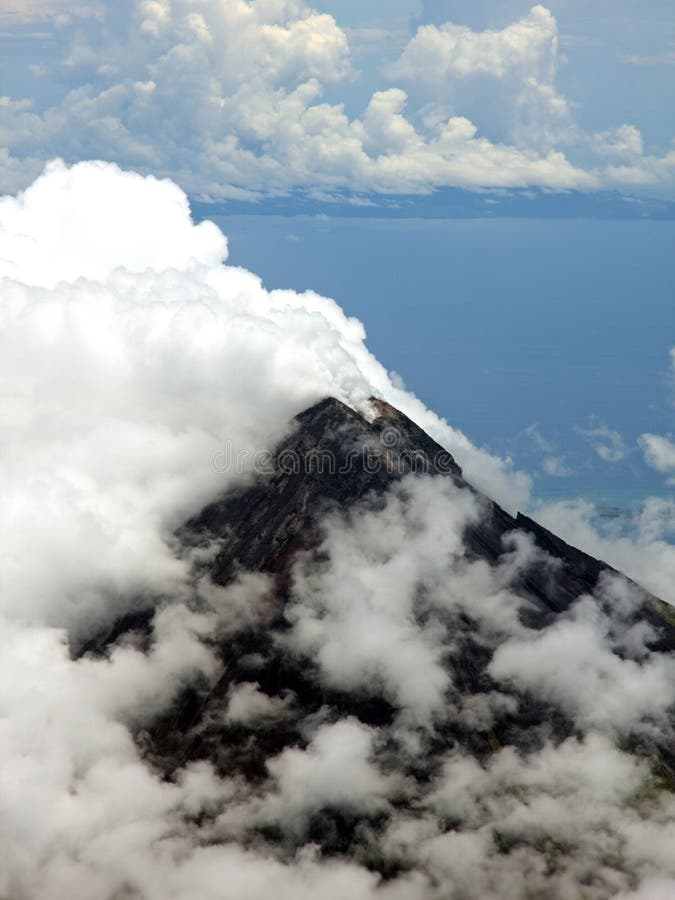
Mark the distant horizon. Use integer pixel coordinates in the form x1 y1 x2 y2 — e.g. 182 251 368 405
190 186 675 222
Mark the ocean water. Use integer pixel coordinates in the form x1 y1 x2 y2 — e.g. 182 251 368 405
209 214 675 509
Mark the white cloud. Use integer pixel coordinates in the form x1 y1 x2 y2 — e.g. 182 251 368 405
616 879 675 899
522 425 572 477
542 455 572 476
390 6 675 188
285 476 481 721
390 4 571 146
0 157 528 616
604 147 675 189
409 732 675 899
576 423 627 463
640 434 675 482
0 156 522 899
0 158 673 899
262 719 393 830
594 124 645 159
0 158 227 287
395 5 559 80
224 681 292 725
638 348 675 483
489 591 675 734
4 1 672 196
533 497 675 604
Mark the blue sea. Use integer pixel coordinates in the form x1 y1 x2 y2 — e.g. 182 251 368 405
210 214 675 511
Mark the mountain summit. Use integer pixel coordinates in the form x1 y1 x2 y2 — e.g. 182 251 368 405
182 396 673 635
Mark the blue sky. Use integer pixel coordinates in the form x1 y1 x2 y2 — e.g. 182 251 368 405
1 1 675 200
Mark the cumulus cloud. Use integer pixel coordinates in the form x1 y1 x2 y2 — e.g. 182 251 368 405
0 161 535 656
285 476 482 721
262 719 393 831
0 158 227 286
394 5 560 81
594 124 645 160
640 434 675 483
390 6 675 189
2 1 673 196
490 591 675 734
0 158 673 899
390 5 571 145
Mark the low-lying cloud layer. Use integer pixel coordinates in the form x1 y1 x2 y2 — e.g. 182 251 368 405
0 161 673 899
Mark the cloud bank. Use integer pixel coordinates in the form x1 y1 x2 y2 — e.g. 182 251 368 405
1 2 674 197
0 160 673 899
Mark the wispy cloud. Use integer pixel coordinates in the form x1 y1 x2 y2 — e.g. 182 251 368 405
621 49 675 66
523 424 574 477
576 422 627 463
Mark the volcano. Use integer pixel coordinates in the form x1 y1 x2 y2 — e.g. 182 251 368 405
91 397 675 887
